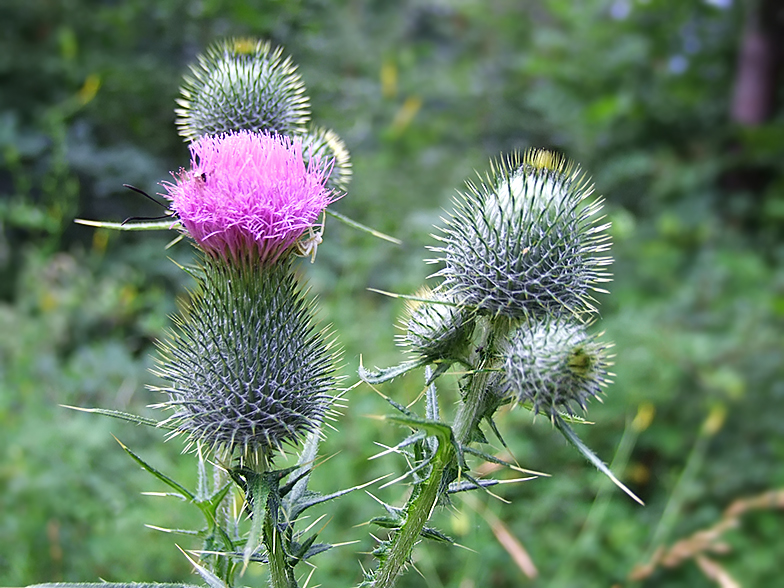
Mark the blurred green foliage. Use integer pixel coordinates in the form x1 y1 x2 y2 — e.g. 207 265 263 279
1 0 783 587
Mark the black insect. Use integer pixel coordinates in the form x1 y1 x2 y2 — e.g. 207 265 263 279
121 184 176 225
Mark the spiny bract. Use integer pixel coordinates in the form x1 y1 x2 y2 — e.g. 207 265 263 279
298 125 353 192
430 149 612 320
176 38 310 141
398 286 475 363
501 318 613 417
152 259 339 457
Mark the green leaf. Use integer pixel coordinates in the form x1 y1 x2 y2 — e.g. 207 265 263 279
553 416 644 505
359 358 428 384
369 515 404 529
60 405 172 428
385 414 453 446
74 218 177 231
287 474 387 520
113 436 195 501
177 545 229 588
460 445 549 477
144 524 202 536
243 472 272 568
420 526 453 543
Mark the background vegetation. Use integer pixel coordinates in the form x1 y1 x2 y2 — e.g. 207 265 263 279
1 0 782 586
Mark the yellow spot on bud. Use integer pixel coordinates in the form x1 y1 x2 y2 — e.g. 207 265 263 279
522 148 565 173
567 347 593 374
232 38 258 55
404 286 434 316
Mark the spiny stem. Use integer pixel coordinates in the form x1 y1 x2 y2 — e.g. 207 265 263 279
371 317 510 588
453 316 512 445
371 442 452 588
266 502 298 588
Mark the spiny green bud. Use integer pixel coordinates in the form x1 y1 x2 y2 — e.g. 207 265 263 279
298 125 353 192
430 149 612 320
152 258 338 459
398 287 475 363
501 319 613 417
175 37 310 141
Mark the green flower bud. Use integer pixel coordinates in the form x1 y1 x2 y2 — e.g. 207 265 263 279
399 287 475 363
431 149 612 320
502 319 613 417
175 38 310 141
152 258 339 459
298 125 353 192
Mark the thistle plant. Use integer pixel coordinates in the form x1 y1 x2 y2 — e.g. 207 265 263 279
69 38 366 588
55 35 641 588
358 149 641 588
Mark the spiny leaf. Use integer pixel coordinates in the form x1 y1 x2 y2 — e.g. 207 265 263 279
113 436 195 501
460 446 549 477
369 515 404 530
420 526 453 543
144 524 201 536
359 358 427 384
74 218 176 231
553 416 644 505
60 405 172 428
176 545 228 588
287 474 388 520
385 414 453 446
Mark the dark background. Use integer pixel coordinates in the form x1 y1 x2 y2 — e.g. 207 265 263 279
1 1 783 586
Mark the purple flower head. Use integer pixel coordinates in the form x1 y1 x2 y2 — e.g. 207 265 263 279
165 130 335 265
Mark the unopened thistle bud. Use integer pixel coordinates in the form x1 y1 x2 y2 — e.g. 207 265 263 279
176 38 310 141
299 126 353 192
153 259 339 459
502 319 613 417
431 149 612 320
399 287 475 364
163 130 336 265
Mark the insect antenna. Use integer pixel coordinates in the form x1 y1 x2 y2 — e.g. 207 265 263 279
121 184 177 225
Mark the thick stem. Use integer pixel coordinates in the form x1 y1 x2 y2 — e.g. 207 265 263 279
371 449 449 588
242 446 299 588
371 317 511 588
453 316 512 445
266 506 299 588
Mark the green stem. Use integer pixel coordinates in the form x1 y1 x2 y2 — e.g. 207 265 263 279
371 317 510 588
266 504 298 588
372 449 450 588
453 316 511 445
240 447 298 588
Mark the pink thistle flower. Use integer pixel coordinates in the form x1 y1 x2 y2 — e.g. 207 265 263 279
165 130 335 265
